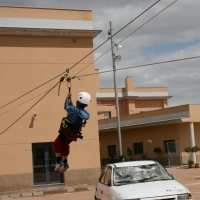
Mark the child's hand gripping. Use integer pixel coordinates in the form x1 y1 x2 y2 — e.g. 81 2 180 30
68 93 73 106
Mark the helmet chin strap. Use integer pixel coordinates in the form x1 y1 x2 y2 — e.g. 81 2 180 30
76 101 80 106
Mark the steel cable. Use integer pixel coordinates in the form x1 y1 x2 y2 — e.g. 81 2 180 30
0 0 161 110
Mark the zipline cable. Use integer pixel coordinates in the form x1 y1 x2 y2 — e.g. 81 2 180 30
0 0 160 110
0 90 49 116
76 55 200 78
74 0 177 77
0 81 60 136
1 54 199 117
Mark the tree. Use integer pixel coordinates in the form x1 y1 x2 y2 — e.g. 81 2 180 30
126 147 133 161
147 139 152 159
154 147 162 161
191 146 200 163
184 147 191 160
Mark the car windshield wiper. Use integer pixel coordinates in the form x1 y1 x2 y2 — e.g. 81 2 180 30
114 180 136 185
137 176 157 182
158 177 172 180
114 176 159 185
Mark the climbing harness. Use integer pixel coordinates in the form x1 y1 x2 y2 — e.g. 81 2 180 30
58 117 87 142
57 68 87 142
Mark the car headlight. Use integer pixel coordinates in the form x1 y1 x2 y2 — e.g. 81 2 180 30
178 193 192 199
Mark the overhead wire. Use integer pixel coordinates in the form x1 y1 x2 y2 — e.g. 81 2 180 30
74 0 177 77
1 55 199 117
77 55 200 78
0 0 161 110
0 1 161 135
117 0 177 45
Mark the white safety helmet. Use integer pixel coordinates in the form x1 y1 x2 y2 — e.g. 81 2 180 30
76 92 91 105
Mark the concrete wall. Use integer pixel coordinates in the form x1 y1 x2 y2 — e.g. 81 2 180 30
99 124 181 166
0 7 100 191
99 121 200 166
178 121 200 164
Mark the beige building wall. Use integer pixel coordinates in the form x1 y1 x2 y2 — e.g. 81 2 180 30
97 76 170 119
0 6 92 20
99 105 200 166
0 6 101 191
100 124 181 166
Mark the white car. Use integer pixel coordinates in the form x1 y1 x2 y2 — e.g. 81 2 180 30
95 160 192 200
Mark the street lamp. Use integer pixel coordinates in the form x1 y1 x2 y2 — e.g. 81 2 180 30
108 21 123 157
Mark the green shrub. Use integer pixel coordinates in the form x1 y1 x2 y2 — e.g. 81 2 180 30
188 159 194 164
154 147 162 154
191 146 200 152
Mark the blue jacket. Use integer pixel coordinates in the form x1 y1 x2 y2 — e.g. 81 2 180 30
64 97 90 125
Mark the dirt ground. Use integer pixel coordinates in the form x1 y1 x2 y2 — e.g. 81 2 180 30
1 166 200 200
167 166 200 200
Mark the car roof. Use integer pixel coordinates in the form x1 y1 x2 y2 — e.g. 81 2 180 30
107 160 157 168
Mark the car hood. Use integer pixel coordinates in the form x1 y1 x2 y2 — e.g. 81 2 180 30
113 180 188 199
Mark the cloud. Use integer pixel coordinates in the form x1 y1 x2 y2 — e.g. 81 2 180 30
0 0 200 106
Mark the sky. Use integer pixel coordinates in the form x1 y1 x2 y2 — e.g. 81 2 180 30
0 0 200 107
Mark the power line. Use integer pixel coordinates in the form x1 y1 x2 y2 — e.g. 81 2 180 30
1 55 199 117
0 0 161 110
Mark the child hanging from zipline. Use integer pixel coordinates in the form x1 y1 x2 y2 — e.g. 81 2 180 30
53 91 91 173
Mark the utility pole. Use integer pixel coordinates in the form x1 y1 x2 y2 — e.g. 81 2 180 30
108 21 123 157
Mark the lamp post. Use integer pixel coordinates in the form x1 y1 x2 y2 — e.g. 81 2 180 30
108 21 123 157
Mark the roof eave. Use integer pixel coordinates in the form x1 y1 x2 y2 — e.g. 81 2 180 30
99 118 190 133
0 27 102 38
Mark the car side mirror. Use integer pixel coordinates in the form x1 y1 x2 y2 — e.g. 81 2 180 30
170 174 174 179
107 180 111 186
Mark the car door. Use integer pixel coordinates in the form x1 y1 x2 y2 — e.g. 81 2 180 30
96 167 108 200
97 167 112 200
101 167 112 199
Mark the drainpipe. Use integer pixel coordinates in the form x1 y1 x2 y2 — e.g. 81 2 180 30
189 122 196 163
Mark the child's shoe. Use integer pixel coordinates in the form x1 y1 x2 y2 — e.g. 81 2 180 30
59 162 69 173
54 160 64 171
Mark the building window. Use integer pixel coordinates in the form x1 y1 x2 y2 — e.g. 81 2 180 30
72 38 77 43
165 140 176 153
133 143 143 155
108 145 116 157
104 112 111 119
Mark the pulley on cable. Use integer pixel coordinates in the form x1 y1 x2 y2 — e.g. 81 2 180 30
58 68 72 97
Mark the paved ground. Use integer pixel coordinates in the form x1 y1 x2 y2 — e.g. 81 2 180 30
0 191 95 200
0 166 200 200
167 166 200 200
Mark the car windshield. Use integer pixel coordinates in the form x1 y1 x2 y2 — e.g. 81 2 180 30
114 163 172 185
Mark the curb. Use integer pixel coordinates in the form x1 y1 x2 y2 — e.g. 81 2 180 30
0 186 95 199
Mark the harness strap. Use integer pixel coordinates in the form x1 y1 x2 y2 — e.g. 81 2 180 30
59 117 86 141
